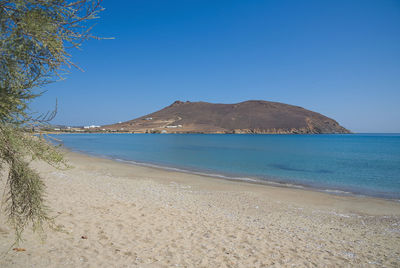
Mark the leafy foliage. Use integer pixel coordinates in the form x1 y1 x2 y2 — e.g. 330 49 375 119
0 0 103 243
1 0 103 124
0 124 67 242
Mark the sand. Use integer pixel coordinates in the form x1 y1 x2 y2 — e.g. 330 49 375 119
1 151 400 267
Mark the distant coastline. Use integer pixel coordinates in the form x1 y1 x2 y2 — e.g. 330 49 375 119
41 130 354 134
38 100 353 134
103 100 352 134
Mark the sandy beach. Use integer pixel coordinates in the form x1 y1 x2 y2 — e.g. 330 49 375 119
1 151 400 267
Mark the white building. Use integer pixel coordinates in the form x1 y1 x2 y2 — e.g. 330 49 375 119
166 125 183 128
84 125 100 129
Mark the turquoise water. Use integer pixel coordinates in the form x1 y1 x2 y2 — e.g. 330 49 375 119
52 133 400 199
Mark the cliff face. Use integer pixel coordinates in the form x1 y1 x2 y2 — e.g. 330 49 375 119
104 100 351 134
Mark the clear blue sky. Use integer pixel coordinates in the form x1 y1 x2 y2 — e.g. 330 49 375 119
32 0 400 132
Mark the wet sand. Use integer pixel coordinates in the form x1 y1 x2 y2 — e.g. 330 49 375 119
1 151 400 267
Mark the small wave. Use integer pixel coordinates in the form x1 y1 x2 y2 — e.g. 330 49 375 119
113 158 260 183
322 189 353 195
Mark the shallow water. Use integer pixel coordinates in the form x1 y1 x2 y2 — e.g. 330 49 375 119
52 133 400 199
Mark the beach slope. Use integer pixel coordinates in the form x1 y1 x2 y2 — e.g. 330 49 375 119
1 152 399 267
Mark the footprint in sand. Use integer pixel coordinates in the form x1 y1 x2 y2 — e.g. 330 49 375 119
0 227 10 236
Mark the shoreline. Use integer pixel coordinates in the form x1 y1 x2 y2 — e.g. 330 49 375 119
66 146 400 202
66 149 400 216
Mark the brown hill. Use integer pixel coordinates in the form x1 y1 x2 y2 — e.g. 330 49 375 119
104 100 350 134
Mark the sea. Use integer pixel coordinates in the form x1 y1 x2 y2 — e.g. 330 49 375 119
51 133 400 199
